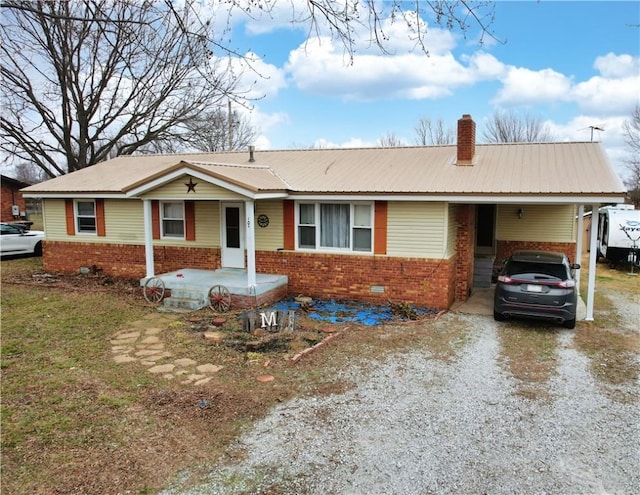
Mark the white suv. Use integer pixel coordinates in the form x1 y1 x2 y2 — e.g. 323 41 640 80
0 223 45 257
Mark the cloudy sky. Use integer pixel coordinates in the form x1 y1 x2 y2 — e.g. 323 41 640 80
220 0 639 180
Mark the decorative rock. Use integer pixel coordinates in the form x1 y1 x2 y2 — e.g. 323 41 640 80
140 336 161 344
137 343 165 350
174 358 198 367
186 374 206 382
135 349 165 357
148 363 175 374
196 363 224 374
202 331 225 343
110 337 137 345
113 355 137 364
114 331 141 340
111 346 133 353
257 375 275 382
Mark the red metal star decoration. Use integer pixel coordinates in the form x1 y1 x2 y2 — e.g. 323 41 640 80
185 177 198 193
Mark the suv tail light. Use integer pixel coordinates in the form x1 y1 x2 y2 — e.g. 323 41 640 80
557 280 575 288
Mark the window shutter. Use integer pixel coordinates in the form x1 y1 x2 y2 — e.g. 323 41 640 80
65 199 75 236
96 199 106 237
283 200 295 250
185 201 196 241
151 200 160 239
374 201 387 255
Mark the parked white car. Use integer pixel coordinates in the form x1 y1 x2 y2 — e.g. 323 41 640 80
0 223 45 257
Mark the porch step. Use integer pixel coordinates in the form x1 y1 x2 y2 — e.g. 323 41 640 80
164 296 207 311
474 256 495 288
163 288 208 310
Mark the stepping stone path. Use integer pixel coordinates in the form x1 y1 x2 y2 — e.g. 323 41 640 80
110 313 224 386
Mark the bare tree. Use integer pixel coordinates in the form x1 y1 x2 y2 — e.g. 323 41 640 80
142 105 259 153
12 162 49 185
377 132 405 147
622 105 640 206
1 1 241 177
184 106 259 152
482 110 555 143
1 0 497 177
414 117 455 145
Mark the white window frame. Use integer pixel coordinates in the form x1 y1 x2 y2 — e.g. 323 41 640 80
75 199 96 234
295 201 373 253
161 201 185 239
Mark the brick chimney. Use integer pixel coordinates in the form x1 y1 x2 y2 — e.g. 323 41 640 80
456 114 476 166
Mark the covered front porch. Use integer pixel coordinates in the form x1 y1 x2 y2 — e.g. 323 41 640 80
141 268 288 311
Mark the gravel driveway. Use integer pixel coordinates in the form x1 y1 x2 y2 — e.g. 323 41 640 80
164 292 639 495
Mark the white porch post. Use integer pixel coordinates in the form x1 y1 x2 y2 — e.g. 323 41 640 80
143 199 155 278
245 200 256 287
585 204 600 321
575 204 584 293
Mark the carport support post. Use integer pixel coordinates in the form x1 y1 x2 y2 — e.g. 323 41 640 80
585 204 600 321
143 199 155 278
245 200 256 288
575 204 584 293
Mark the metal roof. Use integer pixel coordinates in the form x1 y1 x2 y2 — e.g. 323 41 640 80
22 142 626 199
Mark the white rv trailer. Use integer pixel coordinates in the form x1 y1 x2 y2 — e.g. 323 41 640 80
597 204 640 268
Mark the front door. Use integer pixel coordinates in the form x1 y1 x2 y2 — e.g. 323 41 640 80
221 202 245 268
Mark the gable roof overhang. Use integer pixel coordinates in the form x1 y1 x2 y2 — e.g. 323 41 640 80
124 161 289 200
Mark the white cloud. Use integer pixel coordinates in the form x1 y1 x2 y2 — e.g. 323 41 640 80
231 51 288 100
285 38 501 101
593 52 639 78
492 67 573 106
571 75 640 115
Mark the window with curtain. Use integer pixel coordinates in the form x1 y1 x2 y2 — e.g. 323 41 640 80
161 201 184 238
297 202 372 252
76 200 96 233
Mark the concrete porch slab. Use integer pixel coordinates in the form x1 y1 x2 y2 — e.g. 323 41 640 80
140 268 288 310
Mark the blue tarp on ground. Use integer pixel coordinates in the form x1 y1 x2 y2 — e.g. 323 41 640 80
268 297 437 326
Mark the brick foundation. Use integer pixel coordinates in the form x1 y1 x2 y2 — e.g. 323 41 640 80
494 240 577 273
42 241 221 279
43 241 457 309
256 251 456 309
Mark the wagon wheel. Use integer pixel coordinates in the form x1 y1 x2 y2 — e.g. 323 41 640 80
143 277 165 304
208 285 231 312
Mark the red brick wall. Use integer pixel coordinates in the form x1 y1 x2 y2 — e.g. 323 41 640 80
43 241 457 309
43 241 221 279
454 205 475 301
1 183 27 222
495 240 577 272
257 251 456 309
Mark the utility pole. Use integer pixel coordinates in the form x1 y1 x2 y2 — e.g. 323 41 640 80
228 99 233 151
